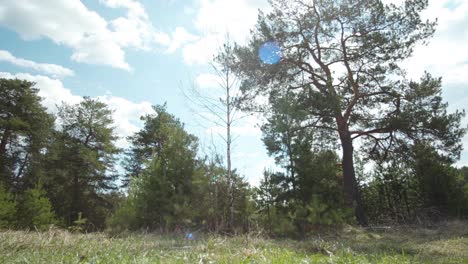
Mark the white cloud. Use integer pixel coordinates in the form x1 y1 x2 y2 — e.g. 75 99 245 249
206 114 262 137
154 32 171 47
0 0 168 70
396 0 468 167
101 1 200 55
100 0 147 18
96 95 154 148
401 0 468 83
166 27 199 53
101 0 167 50
232 115 263 136
0 50 74 78
193 0 264 43
183 6 196 15
196 73 220 88
232 151 261 159
0 72 154 149
181 0 269 65
235 153 276 186
0 0 266 67
0 0 129 70
183 34 220 65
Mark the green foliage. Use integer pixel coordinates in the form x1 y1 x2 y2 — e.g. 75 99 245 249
123 104 192 183
362 143 468 223
361 162 417 223
107 194 139 233
16 185 56 230
113 105 199 231
304 197 352 226
0 185 16 229
0 78 54 190
191 157 254 233
255 87 351 234
113 105 255 233
256 151 352 236
412 144 468 218
68 212 88 233
43 97 120 230
232 0 465 225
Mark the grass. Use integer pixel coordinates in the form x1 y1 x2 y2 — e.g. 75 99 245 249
0 221 467 263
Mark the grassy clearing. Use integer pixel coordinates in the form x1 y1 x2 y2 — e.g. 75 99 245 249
0 221 467 264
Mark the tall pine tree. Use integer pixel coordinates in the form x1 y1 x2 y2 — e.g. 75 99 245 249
232 0 465 225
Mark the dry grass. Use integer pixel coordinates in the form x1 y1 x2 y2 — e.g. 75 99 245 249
0 221 467 263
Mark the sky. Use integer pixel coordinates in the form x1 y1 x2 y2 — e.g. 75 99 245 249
0 0 467 185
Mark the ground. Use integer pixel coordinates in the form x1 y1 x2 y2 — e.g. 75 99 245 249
1 221 467 263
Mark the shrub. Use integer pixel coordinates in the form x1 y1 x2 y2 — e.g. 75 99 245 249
0 185 16 228
68 212 88 233
107 195 139 233
17 185 56 230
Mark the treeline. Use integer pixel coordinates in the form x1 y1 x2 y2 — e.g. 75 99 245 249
1 77 467 236
110 105 253 233
0 79 121 230
254 92 468 235
0 79 253 232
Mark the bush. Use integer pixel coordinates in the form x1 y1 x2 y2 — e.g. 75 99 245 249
107 181 140 233
305 197 353 226
0 185 16 228
287 197 352 235
68 212 88 233
17 185 56 230
107 198 139 233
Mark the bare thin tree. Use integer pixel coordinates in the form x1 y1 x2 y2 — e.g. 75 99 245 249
182 39 245 231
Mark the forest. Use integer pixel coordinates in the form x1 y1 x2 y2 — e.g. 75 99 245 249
1 0 468 262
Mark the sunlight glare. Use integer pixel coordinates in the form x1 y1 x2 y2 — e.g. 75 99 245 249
258 41 282 64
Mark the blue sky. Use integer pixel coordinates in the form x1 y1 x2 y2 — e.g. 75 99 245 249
0 0 467 185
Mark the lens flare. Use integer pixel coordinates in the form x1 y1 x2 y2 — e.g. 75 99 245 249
259 41 282 64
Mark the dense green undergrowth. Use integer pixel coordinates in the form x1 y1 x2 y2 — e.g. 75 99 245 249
1 221 467 264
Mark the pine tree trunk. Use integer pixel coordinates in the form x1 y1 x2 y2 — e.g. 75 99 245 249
0 128 11 163
70 174 80 225
0 128 11 182
338 120 368 226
